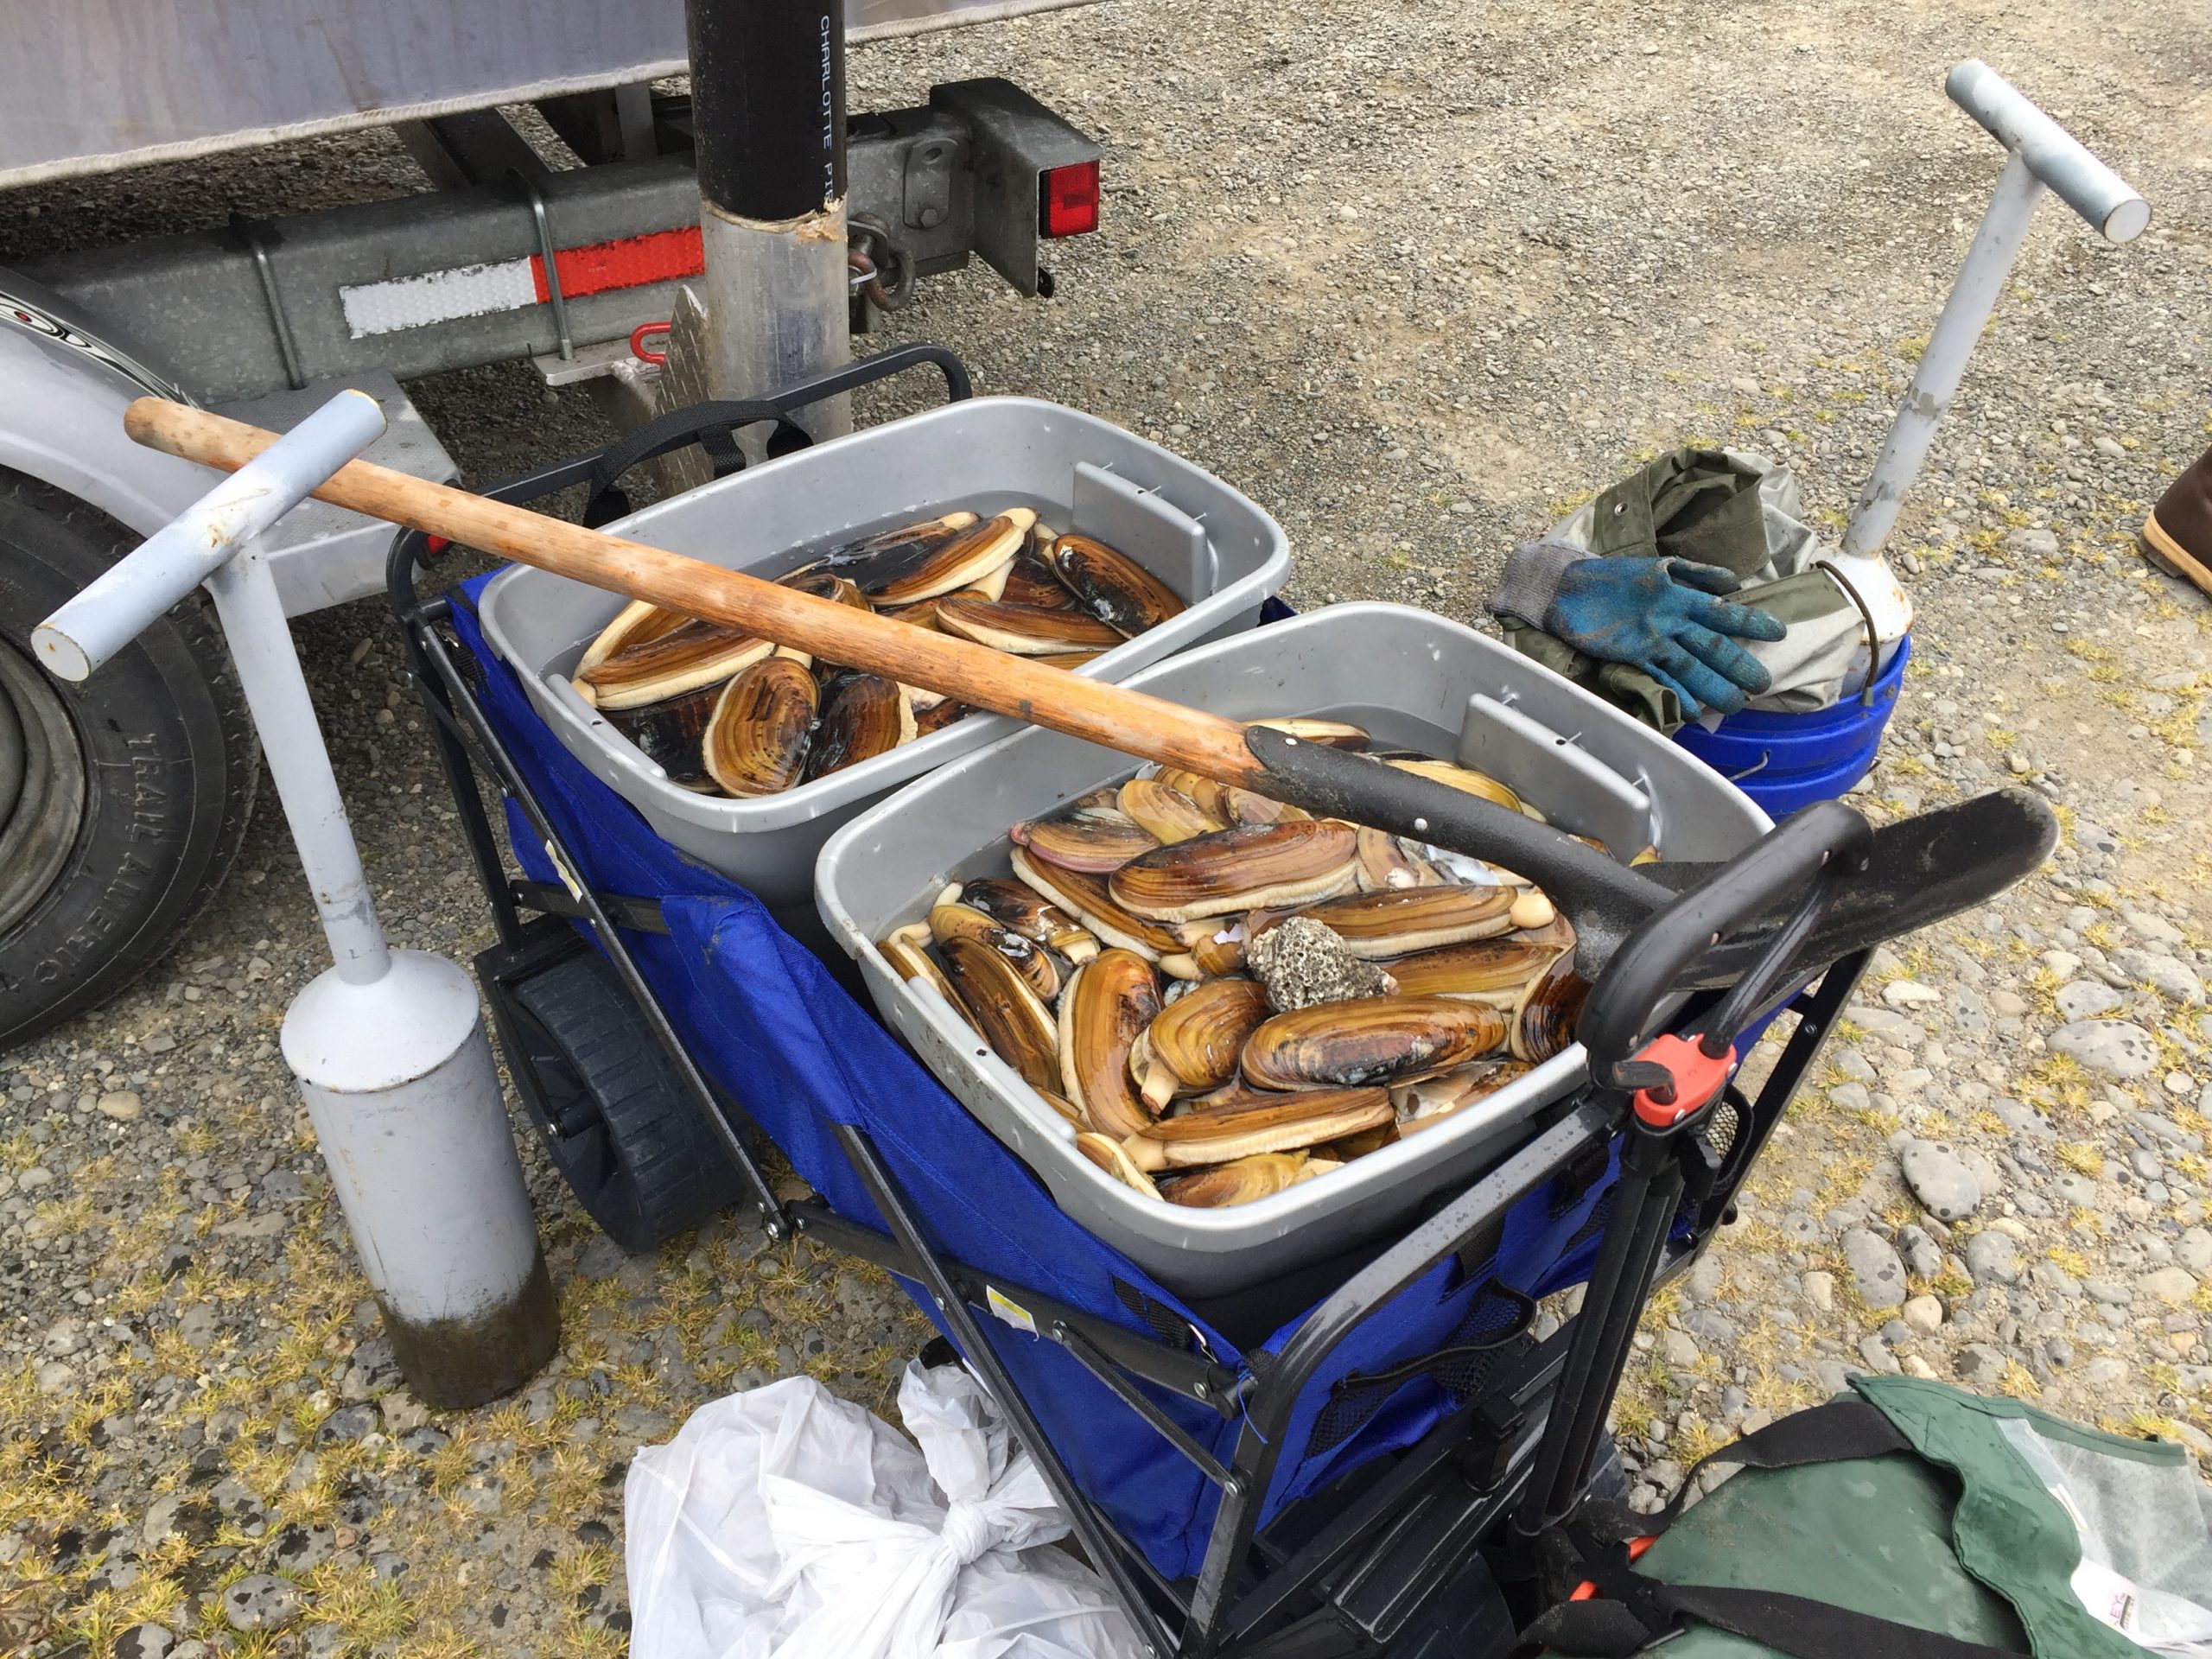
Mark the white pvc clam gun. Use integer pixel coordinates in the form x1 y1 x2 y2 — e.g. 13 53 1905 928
33 389 559 1408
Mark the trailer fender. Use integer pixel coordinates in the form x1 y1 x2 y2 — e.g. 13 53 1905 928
0 275 215 537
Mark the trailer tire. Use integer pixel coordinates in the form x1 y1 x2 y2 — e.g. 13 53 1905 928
0 473 257 1049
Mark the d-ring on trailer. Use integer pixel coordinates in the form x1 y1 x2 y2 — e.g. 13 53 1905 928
0 0 1105 1047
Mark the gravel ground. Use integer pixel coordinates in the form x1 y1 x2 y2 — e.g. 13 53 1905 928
5 0 2212 1651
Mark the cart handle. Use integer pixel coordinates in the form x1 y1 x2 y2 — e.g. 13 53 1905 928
1946 60 2148 243
1577 800 1872 1090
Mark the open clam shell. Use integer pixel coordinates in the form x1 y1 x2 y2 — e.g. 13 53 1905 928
702 654 817 797
957 876 1098 963
804 673 915 781
1109 820 1359 923
1355 826 1440 892
937 598 1124 656
1058 949 1162 1141
574 620 774 711
1241 995 1505 1090
867 508 1036 605
941 935 1060 1092
575 598 696 674
1047 533 1185 637
1130 976 1272 1109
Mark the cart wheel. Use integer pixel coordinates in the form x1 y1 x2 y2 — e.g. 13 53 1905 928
503 947 742 1252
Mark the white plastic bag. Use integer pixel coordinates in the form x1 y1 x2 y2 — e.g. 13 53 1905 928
626 1361 1145 1659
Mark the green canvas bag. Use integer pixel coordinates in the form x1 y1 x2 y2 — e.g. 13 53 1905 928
1529 1375 2212 1657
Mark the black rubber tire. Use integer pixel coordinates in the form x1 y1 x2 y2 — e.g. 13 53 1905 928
504 946 742 1252
0 473 257 1049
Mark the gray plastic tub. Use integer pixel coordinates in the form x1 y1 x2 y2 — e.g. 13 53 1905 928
816 603 1772 1295
474 396 1289 933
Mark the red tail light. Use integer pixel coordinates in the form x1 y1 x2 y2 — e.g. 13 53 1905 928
1039 160 1101 238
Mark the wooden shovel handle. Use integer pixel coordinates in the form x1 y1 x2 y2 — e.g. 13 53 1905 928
124 398 1271 789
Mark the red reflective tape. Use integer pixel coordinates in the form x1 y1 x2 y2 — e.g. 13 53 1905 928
528 227 706 304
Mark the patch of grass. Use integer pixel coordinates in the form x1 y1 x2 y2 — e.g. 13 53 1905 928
2055 1142 2106 1178
2047 1244 2093 1278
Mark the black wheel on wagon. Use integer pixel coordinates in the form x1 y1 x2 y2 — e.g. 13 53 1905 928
500 945 742 1253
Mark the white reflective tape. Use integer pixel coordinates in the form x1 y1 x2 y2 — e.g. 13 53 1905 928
340 257 537 340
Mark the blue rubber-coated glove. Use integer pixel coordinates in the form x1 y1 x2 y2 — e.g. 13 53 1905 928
1544 557 1788 718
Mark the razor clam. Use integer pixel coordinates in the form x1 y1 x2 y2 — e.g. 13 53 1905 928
1036 1087 1088 1127
1157 766 1233 824
1384 758 1526 816
1011 802 1160 874
867 508 1036 605
1392 1059 1534 1135
1382 939 1563 1007
1249 717 1370 749
785 510 979 588
912 698 973 736
600 680 722 787
1173 917 1247 978
1109 820 1360 923
1075 1131 1163 1200
1508 891 1557 931
1118 777 1227 844
1241 995 1505 1090
1355 826 1440 893
1129 976 1273 1109
940 934 1060 1092
1513 909 1577 954
879 934 978 1036
1510 952 1589 1065
1251 885 1518 959
931 899 1060 1001
575 598 694 674
1221 786 1313 826
1009 848 1184 961
1046 533 1185 636
775 569 869 609
1058 949 1162 1140
956 876 1098 963
936 598 1123 656
573 620 774 710
804 673 915 781
1001 546 1079 610
1160 1153 1306 1209
1122 1086 1393 1170
703 654 817 797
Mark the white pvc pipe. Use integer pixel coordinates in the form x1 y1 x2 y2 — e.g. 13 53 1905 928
33 387 386 681
1946 60 2150 244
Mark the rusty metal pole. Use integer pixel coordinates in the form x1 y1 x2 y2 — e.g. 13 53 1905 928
685 0 852 441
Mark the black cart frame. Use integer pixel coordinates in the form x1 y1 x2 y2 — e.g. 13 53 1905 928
388 346 1866 1658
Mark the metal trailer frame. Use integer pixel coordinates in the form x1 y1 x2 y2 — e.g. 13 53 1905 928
386 347 1872 1657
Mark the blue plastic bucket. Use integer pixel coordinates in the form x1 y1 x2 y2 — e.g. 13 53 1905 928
1672 633 1911 818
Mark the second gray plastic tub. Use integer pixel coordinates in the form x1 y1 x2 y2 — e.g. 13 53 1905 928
816 603 1772 1295
474 396 1289 935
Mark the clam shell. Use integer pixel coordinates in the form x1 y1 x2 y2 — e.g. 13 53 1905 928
1118 778 1227 844
1109 820 1359 923
957 875 1098 963
1384 758 1525 816
931 900 1059 1001
785 511 978 588
1157 767 1233 823
575 620 773 710
1241 995 1505 1090
1160 1153 1306 1208
1392 1059 1534 1135
1058 949 1162 1140
937 598 1123 656
1011 803 1160 874
1382 940 1564 1007
804 673 915 781
1075 1131 1162 1200
1267 886 1517 958
1510 952 1589 1064
576 599 695 674
1010 849 1182 960
868 509 1036 605
1221 787 1312 826
601 680 722 786
912 698 972 736
1124 1085 1390 1168
1047 533 1185 637
941 934 1060 1092
1131 976 1272 1109
776 569 870 609
1173 917 1248 978
1001 547 1078 610
702 655 817 796
879 935 976 1035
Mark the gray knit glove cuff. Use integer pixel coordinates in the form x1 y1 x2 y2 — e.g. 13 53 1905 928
1487 538 1592 631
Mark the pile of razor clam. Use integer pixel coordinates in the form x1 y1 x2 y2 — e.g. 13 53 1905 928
569 507 1185 795
879 721 1655 1209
